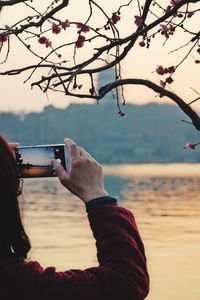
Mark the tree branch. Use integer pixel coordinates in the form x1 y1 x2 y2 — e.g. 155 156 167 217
49 0 200 88
0 0 29 6
2 0 70 36
98 79 200 130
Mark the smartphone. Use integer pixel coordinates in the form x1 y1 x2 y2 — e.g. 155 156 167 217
15 144 69 178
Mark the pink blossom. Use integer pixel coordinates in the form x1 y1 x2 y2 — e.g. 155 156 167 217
187 11 194 18
156 65 176 77
0 34 9 43
184 141 200 149
77 23 90 33
38 36 48 44
167 66 175 73
52 23 62 34
160 80 166 88
167 24 175 32
160 24 169 38
38 36 52 48
76 35 86 48
160 23 175 38
160 24 167 31
62 19 70 30
134 15 143 27
112 12 121 24
166 5 172 11
166 76 174 84
170 0 181 5
185 141 196 150
45 39 52 48
156 65 167 75
139 41 145 47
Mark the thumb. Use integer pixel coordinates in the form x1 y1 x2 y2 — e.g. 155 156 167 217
51 159 69 184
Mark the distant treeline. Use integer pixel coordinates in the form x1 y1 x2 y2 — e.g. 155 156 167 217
1 102 200 163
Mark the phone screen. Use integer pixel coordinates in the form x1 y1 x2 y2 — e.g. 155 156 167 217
15 144 67 178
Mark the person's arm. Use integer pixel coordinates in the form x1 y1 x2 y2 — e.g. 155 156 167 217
20 201 149 300
19 139 149 300
85 201 149 300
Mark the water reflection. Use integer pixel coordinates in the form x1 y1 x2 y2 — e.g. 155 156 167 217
22 164 200 300
19 166 54 177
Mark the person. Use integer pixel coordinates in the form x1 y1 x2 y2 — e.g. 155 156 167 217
0 134 149 300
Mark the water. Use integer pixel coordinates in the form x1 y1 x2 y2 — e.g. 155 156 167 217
21 164 200 300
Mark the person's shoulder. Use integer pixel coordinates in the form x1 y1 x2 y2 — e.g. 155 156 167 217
21 259 42 269
14 259 61 299
17 259 56 276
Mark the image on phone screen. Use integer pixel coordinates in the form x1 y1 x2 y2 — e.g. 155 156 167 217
15 145 67 178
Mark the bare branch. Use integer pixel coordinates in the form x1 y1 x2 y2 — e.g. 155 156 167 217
98 79 200 130
1 0 70 36
0 0 29 6
188 96 200 105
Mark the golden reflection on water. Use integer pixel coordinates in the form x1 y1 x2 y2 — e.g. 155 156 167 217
22 164 200 300
20 166 54 177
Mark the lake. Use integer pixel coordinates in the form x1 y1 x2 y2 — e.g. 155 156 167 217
21 163 200 300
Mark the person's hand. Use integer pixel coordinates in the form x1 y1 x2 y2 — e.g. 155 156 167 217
52 138 108 203
9 142 20 159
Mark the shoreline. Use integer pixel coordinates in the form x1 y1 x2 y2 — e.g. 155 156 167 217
102 163 200 177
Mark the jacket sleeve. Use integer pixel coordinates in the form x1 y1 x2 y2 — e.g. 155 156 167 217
21 205 149 300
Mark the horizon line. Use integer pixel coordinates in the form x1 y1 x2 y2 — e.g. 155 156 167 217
0 101 177 116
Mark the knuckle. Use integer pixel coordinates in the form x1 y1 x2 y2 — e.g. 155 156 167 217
60 177 65 185
70 143 77 150
60 178 65 185
96 161 102 171
71 157 82 168
59 172 67 184
97 161 102 168
79 146 84 153
83 157 91 164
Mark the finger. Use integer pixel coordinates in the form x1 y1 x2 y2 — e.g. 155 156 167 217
79 147 92 158
9 142 20 150
51 159 69 183
9 143 20 158
64 138 79 158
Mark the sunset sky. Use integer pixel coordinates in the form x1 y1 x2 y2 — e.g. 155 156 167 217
0 0 199 113
19 146 55 166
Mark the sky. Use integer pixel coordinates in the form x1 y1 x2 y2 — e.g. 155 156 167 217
0 0 199 113
19 147 54 166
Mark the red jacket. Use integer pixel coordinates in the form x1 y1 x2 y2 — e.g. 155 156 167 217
3 205 149 300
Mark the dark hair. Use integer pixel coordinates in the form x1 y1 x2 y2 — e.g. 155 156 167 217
0 135 31 259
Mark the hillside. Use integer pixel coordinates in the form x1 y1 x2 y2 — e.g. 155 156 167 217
1 102 200 163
